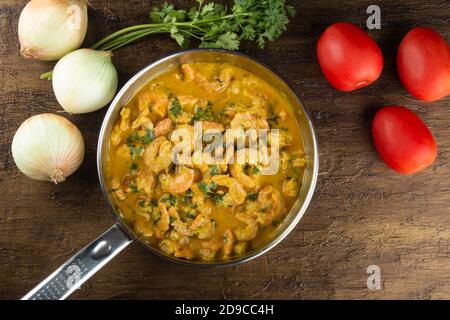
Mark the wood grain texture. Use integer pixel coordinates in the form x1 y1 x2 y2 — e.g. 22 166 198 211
1 0 449 300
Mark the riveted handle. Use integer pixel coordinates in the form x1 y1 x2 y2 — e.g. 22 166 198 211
22 223 133 300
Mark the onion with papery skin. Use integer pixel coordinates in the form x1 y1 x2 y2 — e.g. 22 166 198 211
12 114 85 183
18 0 88 61
52 48 118 114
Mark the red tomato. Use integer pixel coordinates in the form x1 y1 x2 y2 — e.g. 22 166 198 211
397 27 450 102
372 106 437 174
317 22 383 92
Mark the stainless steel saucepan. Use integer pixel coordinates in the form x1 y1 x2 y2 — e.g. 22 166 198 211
22 49 319 300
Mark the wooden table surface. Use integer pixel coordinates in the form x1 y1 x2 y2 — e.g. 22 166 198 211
1 0 449 300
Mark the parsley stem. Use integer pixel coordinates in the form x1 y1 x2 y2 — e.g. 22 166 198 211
39 1 295 80
91 24 166 50
98 28 165 51
92 13 246 52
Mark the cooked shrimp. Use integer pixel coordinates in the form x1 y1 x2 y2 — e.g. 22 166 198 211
243 88 268 108
135 171 155 194
174 246 194 260
240 76 269 108
138 89 169 118
154 118 174 137
291 154 306 168
199 240 222 261
181 64 233 93
233 242 248 255
222 229 235 257
159 166 195 194
177 95 199 111
199 200 214 216
190 183 206 203
181 64 196 80
279 151 306 174
134 218 153 238
190 213 214 239
280 151 290 172
159 239 193 259
230 112 269 130
111 178 126 200
230 163 255 189
131 115 153 130
192 153 209 174
172 219 193 237
235 213 258 241
211 175 246 207
257 186 285 226
208 65 234 92
111 124 122 146
269 130 291 148
189 184 214 215
229 149 258 189
282 178 299 198
171 108 194 125
199 248 216 261
159 239 179 255
200 121 225 132
155 202 170 237
119 107 130 131
144 136 173 173
192 151 227 174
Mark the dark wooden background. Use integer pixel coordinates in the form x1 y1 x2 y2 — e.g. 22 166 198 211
1 0 449 300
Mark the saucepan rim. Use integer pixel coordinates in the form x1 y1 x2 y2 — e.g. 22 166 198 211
96 48 319 267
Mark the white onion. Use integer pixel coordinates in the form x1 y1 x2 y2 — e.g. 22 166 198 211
18 0 88 61
12 113 85 183
52 49 118 114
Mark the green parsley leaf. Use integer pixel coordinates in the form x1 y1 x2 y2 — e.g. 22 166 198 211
199 181 217 197
168 97 183 120
170 26 185 46
215 32 240 50
141 129 155 144
126 132 140 146
213 191 225 206
193 104 214 121
137 199 146 207
129 145 144 159
186 212 197 220
91 0 295 53
164 194 178 207
246 192 258 201
209 165 219 176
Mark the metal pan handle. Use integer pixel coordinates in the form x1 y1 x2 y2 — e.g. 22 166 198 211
21 223 133 300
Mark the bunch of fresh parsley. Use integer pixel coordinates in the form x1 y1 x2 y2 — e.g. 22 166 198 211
42 0 295 80
92 0 295 51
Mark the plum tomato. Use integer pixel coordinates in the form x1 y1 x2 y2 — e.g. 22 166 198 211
372 106 437 174
317 22 383 92
397 26 450 102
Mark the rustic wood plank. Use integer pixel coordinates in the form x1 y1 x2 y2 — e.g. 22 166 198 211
0 0 449 299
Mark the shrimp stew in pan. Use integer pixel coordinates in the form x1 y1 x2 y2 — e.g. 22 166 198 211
105 63 306 261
